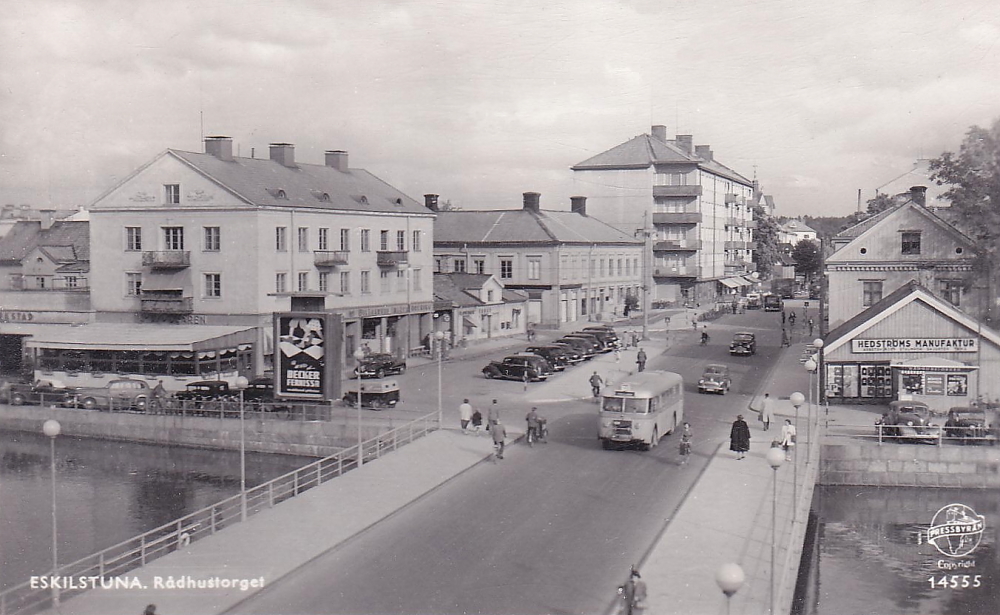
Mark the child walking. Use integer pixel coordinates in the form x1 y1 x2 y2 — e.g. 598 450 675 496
679 422 692 466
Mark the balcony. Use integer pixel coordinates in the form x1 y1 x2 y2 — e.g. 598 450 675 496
724 193 739 204
376 250 409 267
140 296 193 314
652 185 702 198
314 250 350 267
652 212 702 225
653 239 701 251
745 219 757 229
746 241 758 250
142 251 191 269
652 265 701 278
725 241 748 250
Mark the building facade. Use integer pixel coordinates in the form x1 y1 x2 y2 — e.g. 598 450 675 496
778 219 818 245
432 193 643 326
433 273 528 344
571 125 756 306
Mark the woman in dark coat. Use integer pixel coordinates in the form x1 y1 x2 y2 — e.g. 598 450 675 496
730 414 751 460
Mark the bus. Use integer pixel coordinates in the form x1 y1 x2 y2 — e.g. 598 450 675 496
763 294 783 312
599 371 684 450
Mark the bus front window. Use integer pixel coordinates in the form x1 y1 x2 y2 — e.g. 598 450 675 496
623 398 649 414
602 398 624 412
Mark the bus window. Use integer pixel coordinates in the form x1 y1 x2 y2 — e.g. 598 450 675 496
602 397 648 413
603 398 624 412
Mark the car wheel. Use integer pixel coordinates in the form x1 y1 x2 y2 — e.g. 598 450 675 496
376 369 386 379
484 369 495 379
10 393 24 405
369 398 385 410
398 365 406 374
82 397 98 410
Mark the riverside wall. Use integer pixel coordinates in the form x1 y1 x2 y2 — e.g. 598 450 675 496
819 441 1000 488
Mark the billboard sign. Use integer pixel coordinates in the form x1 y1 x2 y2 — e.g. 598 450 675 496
274 313 342 400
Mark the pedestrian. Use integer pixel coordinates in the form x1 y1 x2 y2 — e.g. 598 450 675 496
730 414 751 460
732 301 738 314
614 347 621 363
759 392 774 431
780 418 797 461
620 567 647 615
487 399 500 429
143 606 157 615
679 422 692 466
780 327 790 347
781 310 786 325
631 331 639 347
808 318 815 336
459 398 473 433
636 348 647 372
589 371 604 399
471 407 483 435
491 420 507 459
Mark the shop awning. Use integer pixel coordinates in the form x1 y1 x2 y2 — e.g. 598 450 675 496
462 317 479 328
719 278 740 288
24 324 256 352
733 277 752 287
741 275 758 286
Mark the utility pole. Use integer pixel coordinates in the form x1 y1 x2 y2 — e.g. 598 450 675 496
642 210 651 340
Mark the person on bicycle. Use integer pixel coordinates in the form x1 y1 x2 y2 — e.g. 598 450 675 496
701 329 710 345
590 372 604 398
526 406 542 444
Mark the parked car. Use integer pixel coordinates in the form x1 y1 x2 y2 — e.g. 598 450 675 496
342 378 400 409
554 337 597 359
6 381 76 406
877 401 939 442
175 380 236 402
579 328 621 349
242 377 276 403
729 332 757 356
482 355 551 382
70 379 151 411
355 353 406 379
530 344 583 365
524 346 572 370
698 364 731 394
562 333 607 353
746 293 762 310
944 407 994 442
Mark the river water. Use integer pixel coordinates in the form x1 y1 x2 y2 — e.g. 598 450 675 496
793 485 999 615
0 429 313 592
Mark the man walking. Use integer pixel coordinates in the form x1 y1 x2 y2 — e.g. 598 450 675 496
589 371 604 399
491 420 507 459
730 414 751 460
759 392 774 431
636 348 647 372
487 399 500 429
458 398 473 433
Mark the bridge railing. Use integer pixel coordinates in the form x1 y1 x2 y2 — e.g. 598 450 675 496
824 421 998 446
0 410 440 615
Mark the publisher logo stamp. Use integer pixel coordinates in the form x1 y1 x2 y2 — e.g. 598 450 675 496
927 503 985 558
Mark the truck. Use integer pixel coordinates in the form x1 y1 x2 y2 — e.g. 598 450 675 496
770 278 796 299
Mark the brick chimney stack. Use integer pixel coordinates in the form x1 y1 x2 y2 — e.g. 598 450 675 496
651 125 667 142
204 136 234 161
523 192 541 213
695 145 713 161
570 196 587 216
909 185 927 207
269 143 296 167
424 194 440 212
325 150 349 172
675 134 693 154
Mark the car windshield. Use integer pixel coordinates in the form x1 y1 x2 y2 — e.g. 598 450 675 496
602 397 649 414
734 334 753 341
952 411 982 420
705 366 726 375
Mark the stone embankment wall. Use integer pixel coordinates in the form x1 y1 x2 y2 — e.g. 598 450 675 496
820 442 1000 488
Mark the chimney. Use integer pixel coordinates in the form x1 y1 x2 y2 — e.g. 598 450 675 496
40 209 56 231
269 143 296 167
523 192 541 213
570 196 587 216
651 125 667 142
204 136 234 161
675 134 693 154
909 185 927 207
424 194 440 212
325 150 349 172
695 145 713 161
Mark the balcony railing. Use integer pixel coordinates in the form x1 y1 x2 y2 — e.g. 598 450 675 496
140 296 194 314
746 241 758 250
652 212 702 225
142 251 191 269
652 265 701 278
314 250 350 267
724 240 748 250
376 251 409 267
652 185 702 198
653 239 701 251
8 275 89 291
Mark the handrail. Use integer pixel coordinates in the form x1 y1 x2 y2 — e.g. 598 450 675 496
0 410 440 615
824 421 998 446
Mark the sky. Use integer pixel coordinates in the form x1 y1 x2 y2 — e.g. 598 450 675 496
1 0 999 217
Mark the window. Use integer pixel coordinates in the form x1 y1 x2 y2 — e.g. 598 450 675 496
527 257 541 280
939 280 963 306
319 271 329 292
396 230 406 251
434 258 442 273
318 228 329 251
340 271 351 294
127 272 142 296
380 270 391 292
380 230 389 251
599 259 605 278
361 270 371 294
204 227 220 252
361 229 371 252
474 259 485 274
862 281 883 307
275 272 287 293
633 258 639 275
125 227 142 251
500 259 513 279
625 259 631 276
164 184 180 204
901 232 921 255
412 269 421 291
276 227 287 252
454 259 466 273
36 277 46 289
412 230 422 252
204 273 221 298
163 227 184 251
617 259 623 276
396 269 406 292
297 272 309 291
66 276 78 289
487 289 495 302
298 227 309 252
340 229 350 252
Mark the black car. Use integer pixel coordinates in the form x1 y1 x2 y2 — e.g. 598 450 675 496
243 377 276 403
554 337 597 359
482 355 551 382
175 380 236 402
562 333 607 353
355 353 406 378
944 407 994 442
729 332 757 356
6 381 76 406
524 346 575 370
579 328 621 349
877 401 939 442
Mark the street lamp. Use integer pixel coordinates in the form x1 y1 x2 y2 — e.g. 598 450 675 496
766 446 785 615
715 563 745 615
353 348 366 467
789 391 805 524
434 330 445 427
42 419 61 606
235 375 249 521
805 355 819 465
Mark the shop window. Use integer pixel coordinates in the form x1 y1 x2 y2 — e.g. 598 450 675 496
901 232 921 255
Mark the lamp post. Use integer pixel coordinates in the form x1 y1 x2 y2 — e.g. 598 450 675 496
353 349 365 467
235 375 249 521
789 391 805 524
434 330 445 426
715 563 745 615
42 419 61 606
805 355 818 465
766 447 785 615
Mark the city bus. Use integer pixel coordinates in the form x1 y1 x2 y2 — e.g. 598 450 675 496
599 371 684 450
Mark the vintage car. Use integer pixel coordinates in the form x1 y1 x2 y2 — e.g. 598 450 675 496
877 400 940 442
746 293 762 310
482 355 551 382
175 380 235 402
523 346 573 370
698 364 732 394
6 381 76 406
70 379 151 411
342 378 400 409
354 353 407 379
580 327 622 349
562 333 608 353
554 337 597 359
763 294 783 312
242 377 276 403
944 407 995 442
729 332 757 356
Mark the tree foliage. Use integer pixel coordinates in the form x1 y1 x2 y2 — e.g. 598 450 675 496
791 239 822 282
751 205 782 279
866 194 897 216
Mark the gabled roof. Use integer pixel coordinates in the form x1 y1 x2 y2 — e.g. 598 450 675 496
780 220 817 234
834 207 896 240
830 200 976 258
434 209 640 245
37 245 77 264
777 253 797 266
823 281 1000 355
433 273 485 307
0 220 90 264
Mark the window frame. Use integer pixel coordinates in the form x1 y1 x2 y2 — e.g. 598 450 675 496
204 273 222 298
901 231 922 256
163 226 185 251
360 229 371 252
164 184 180 205
276 227 287 252
125 227 142 252
203 226 221 252
318 228 329 251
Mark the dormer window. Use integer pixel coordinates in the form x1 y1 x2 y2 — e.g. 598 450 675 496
901 231 921 255
277 190 287 200
321 193 330 202
267 188 288 200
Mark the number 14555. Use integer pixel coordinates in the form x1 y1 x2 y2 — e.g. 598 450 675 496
928 575 982 589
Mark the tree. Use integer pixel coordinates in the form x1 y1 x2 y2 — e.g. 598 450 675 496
751 204 781 279
791 239 822 283
866 193 897 216
929 118 1000 327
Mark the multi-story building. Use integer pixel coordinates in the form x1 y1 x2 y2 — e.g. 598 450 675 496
87 137 435 376
571 125 756 306
432 193 642 326
778 219 818 245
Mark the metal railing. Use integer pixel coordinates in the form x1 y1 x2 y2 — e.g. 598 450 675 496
0 410 440 615
825 421 999 446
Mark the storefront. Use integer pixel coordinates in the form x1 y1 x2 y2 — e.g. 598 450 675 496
821 282 1000 410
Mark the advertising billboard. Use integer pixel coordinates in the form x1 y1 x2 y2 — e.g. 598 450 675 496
273 313 342 400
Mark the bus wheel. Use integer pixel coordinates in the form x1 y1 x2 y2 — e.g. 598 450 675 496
651 428 659 448
601 439 614 450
